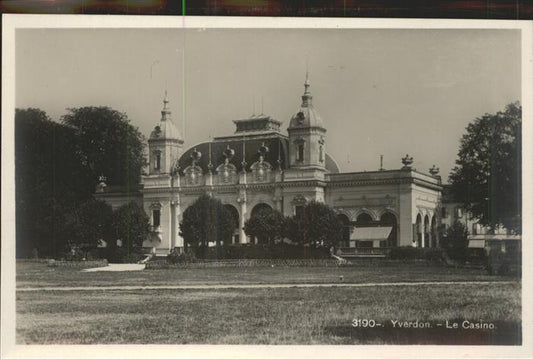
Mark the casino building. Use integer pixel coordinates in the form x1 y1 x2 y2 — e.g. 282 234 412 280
96 75 444 256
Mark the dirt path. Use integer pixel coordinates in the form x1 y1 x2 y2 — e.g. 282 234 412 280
16 280 516 292
83 263 146 272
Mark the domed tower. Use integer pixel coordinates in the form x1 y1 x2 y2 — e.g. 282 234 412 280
287 72 327 170
148 91 184 174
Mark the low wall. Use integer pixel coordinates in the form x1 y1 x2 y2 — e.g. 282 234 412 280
146 258 340 269
146 258 450 269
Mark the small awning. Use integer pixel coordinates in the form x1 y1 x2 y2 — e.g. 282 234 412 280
350 227 392 241
468 239 485 248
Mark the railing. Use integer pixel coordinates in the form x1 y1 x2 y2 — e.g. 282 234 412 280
337 247 391 256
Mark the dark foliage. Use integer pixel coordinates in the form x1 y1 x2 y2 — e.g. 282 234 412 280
441 221 469 264
198 243 331 260
111 202 150 253
16 107 147 258
285 201 343 248
244 207 287 245
66 198 114 249
15 108 94 257
61 106 146 188
180 195 236 256
449 102 521 233
387 246 445 261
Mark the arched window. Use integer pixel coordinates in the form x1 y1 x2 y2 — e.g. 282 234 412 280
319 138 325 163
356 213 373 226
294 139 305 162
154 150 161 171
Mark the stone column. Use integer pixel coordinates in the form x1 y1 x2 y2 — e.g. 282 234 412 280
174 198 183 251
237 193 247 244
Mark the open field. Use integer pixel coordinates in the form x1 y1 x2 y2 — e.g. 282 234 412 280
15 261 521 344
17 261 509 288
17 283 520 344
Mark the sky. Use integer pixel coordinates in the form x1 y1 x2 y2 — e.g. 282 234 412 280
15 27 521 182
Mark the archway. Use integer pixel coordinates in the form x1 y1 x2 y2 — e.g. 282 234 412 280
431 215 437 248
223 204 240 244
424 215 430 248
251 203 273 218
356 213 373 227
337 214 351 247
380 212 397 247
415 213 422 247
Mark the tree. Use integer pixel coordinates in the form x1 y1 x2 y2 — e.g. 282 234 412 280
244 208 286 245
15 108 94 258
67 199 114 250
441 221 469 264
180 195 236 254
111 202 150 252
449 102 521 233
61 107 147 188
286 201 343 248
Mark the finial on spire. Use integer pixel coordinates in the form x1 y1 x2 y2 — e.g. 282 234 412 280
304 70 310 94
301 71 312 107
163 89 169 109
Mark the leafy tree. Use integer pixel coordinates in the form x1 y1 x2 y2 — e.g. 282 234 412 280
449 102 521 233
244 208 286 245
15 108 93 258
286 201 343 248
67 199 114 250
441 221 469 264
61 107 147 188
111 201 150 253
180 195 236 254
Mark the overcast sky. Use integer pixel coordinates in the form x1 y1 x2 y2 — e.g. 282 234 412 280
15 28 521 181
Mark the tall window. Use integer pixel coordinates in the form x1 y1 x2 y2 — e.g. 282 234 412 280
154 151 161 171
296 143 304 162
153 209 161 227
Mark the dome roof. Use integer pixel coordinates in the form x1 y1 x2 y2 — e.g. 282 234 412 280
289 105 324 129
149 118 181 140
288 73 325 129
177 135 340 174
149 93 182 141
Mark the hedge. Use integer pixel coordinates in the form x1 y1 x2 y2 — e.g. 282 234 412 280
146 258 340 269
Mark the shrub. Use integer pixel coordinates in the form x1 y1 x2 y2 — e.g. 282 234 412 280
388 246 424 260
105 247 145 263
167 249 197 264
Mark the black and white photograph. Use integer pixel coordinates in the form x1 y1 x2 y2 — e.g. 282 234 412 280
1 15 531 357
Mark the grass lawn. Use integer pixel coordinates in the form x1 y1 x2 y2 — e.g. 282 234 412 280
17 283 521 344
17 261 510 288
15 261 521 344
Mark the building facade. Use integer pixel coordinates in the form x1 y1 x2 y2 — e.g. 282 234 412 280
97 75 445 256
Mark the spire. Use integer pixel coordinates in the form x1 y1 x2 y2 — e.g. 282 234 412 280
161 90 171 121
301 71 312 107
163 89 169 109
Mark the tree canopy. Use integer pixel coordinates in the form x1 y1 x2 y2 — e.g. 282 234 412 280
16 106 148 258
15 108 94 257
61 106 146 188
180 195 236 252
66 198 114 249
112 202 150 251
449 102 521 233
285 201 343 247
244 207 286 245
441 221 469 264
